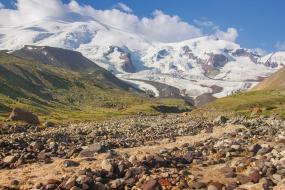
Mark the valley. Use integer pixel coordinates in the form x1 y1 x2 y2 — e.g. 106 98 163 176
0 0 285 189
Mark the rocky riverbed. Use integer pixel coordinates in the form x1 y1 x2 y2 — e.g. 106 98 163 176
0 114 285 190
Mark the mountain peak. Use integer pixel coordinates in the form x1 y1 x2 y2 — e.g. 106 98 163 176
0 19 284 101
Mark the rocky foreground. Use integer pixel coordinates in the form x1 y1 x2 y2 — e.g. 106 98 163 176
0 114 285 190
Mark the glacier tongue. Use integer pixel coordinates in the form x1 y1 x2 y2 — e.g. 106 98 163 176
0 19 285 99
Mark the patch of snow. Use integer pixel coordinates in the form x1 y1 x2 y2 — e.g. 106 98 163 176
121 78 159 97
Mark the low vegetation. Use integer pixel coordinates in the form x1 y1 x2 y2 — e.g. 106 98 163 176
194 90 285 119
0 52 191 123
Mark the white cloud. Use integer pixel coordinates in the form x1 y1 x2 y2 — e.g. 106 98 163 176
214 28 238 42
139 10 202 42
276 41 285 51
117 2 132 13
194 19 238 42
253 48 267 56
0 0 239 43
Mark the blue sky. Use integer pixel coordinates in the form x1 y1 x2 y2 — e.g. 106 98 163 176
1 0 284 52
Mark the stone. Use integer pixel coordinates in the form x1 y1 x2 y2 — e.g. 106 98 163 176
191 182 206 189
207 182 224 190
273 180 285 190
108 179 125 189
76 175 90 185
128 155 137 163
63 177 76 189
63 160 80 167
237 174 251 184
3 155 17 164
95 182 106 190
272 174 282 182
31 141 44 151
249 170 261 183
79 143 102 157
10 180 20 189
8 108 40 125
142 179 163 190
38 152 52 163
70 187 81 190
249 144 262 155
251 107 262 116
101 159 114 172
231 144 241 151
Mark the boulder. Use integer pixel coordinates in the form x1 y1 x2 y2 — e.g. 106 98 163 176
101 159 114 172
79 143 102 157
3 155 17 164
63 160 80 167
142 180 163 190
8 108 40 125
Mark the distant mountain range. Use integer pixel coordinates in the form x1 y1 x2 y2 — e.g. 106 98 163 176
0 18 285 105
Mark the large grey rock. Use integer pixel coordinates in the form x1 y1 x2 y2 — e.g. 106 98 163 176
79 143 102 157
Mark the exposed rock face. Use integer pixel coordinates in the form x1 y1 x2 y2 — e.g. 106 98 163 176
233 48 259 63
195 93 217 107
120 52 135 73
203 53 230 76
156 49 169 61
8 108 40 125
104 46 136 73
13 45 96 71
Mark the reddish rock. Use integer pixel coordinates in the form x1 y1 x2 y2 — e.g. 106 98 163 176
249 170 261 183
158 178 172 186
142 180 163 190
251 106 262 116
237 174 251 184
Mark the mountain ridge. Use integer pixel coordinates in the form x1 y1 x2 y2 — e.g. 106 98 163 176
0 19 285 101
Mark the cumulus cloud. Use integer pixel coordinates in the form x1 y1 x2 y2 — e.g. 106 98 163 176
0 0 239 43
117 2 132 13
214 28 238 42
276 41 285 51
194 19 238 42
253 48 267 56
139 10 202 42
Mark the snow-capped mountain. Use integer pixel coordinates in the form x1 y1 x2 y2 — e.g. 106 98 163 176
0 18 284 101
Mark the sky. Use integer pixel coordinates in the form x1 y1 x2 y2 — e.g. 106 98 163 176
0 0 284 52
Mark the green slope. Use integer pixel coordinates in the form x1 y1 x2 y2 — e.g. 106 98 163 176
193 67 285 119
252 67 285 91
0 52 191 122
194 90 285 118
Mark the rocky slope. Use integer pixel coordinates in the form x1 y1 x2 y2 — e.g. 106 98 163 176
0 114 285 189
